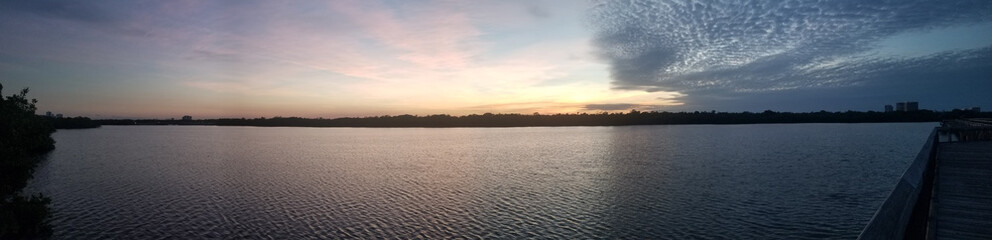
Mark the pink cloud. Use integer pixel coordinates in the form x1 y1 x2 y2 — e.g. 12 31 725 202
324 0 482 70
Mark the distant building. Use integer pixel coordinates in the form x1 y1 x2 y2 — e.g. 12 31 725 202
56 114 63 118
906 102 919 111
973 107 981 113
181 115 192 121
894 101 920 112
46 111 53 117
884 105 893 112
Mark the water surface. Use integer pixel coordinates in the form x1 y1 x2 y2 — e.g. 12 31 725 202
27 123 935 239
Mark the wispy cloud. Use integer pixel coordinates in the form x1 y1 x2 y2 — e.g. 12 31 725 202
17 1 985 117
2 0 627 117
588 0 992 110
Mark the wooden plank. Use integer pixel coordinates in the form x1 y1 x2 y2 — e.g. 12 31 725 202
933 141 992 239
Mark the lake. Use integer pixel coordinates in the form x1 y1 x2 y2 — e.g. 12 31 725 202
25 123 935 239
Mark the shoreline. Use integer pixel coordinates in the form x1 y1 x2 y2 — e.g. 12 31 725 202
94 110 985 128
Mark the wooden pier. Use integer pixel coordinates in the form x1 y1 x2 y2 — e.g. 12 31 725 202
931 140 992 238
860 119 992 240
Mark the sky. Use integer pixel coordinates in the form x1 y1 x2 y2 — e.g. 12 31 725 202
1 0 990 119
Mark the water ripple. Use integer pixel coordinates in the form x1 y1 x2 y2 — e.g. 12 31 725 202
23 124 935 239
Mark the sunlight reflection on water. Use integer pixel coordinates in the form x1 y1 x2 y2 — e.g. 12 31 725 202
26 123 935 239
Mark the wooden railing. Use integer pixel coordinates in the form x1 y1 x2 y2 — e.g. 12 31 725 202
860 119 992 239
938 119 992 142
858 128 938 240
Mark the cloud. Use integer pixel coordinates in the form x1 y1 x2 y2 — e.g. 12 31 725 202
3 0 161 39
526 4 550 19
588 0 992 110
5 0 119 23
679 46 992 111
584 103 660 111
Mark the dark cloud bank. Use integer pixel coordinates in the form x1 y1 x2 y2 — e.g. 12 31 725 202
588 0 992 111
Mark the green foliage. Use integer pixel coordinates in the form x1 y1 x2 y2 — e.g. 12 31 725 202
0 83 55 239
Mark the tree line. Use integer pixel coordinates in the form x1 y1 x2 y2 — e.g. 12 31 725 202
99 109 989 128
47 116 100 129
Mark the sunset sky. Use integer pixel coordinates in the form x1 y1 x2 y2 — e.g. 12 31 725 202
2 0 990 119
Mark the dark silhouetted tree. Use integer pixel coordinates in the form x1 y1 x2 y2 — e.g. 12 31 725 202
1 83 55 239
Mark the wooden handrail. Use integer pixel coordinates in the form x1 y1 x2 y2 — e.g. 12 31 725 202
858 128 938 240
